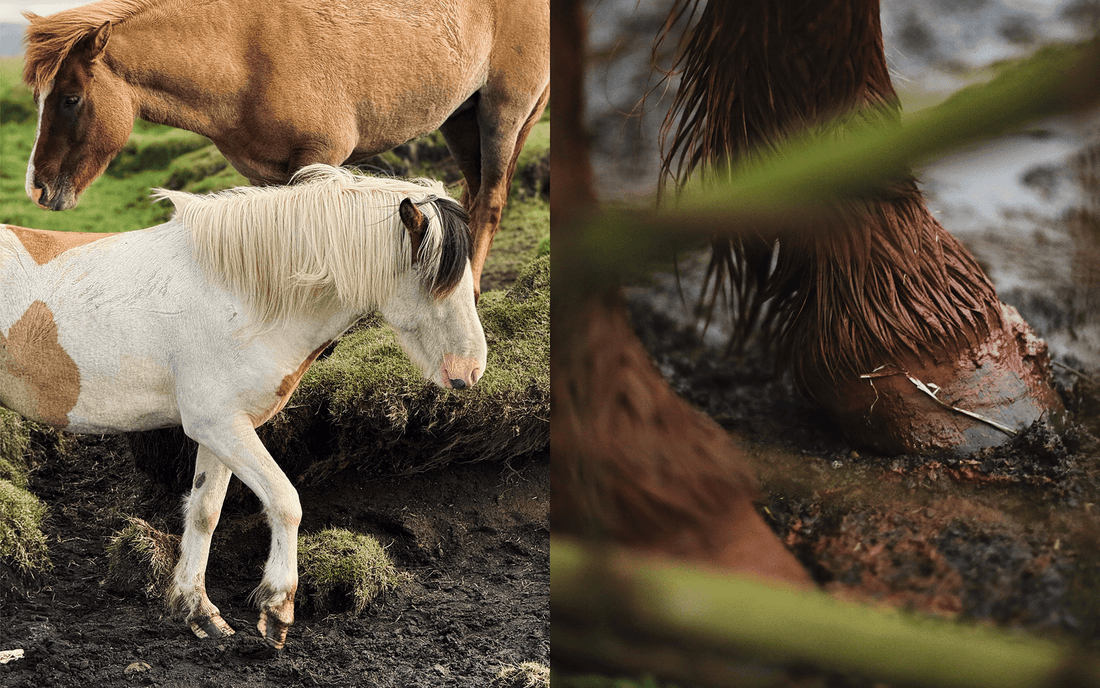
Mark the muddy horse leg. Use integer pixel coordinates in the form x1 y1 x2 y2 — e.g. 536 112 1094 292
172 445 235 638
183 418 301 649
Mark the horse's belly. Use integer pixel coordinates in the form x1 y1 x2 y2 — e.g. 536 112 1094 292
0 327 180 433
65 359 182 434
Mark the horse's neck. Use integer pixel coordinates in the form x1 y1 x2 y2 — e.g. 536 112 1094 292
105 4 242 137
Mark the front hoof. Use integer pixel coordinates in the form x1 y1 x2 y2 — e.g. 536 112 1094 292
190 613 236 640
257 609 290 649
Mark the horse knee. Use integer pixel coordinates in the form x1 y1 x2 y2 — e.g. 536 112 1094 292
267 488 302 530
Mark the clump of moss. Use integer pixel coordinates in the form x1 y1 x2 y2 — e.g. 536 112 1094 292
104 517 180 601
297 528 404 615
262 254 549 482
0 408 31 489
0 479 50 576
492 662 550 688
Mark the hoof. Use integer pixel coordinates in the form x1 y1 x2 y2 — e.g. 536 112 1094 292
805 304 1063 455
190 613 236 640
257 609 290 649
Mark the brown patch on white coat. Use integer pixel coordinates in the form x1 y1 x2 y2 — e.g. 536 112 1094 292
5 224 114 264
0 300 80 426
247 341 333 428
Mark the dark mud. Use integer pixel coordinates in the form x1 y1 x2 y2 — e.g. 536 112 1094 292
624 290 1100 649
0 430 548 687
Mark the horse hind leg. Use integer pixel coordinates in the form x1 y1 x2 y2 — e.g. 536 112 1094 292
461 85 550 297
439 102 484 212
171 445 235 640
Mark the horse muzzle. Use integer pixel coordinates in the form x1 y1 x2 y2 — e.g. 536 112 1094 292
441 353 483 390
29 180 77 211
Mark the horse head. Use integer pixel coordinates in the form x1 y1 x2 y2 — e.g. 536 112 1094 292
24 20 134 211
381 197 486 390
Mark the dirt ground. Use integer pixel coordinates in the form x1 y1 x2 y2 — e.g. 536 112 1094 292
0 428 548 687
624 279 1100 652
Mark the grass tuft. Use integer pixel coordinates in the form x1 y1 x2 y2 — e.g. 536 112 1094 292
0 479 50 576
493 662 551 688
297 528 404 615
104 517 180 601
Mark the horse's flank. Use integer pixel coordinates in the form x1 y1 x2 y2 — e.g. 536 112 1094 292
154 165 470 328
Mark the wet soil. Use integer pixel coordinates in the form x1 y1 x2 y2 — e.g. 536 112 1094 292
624 287 1100 649
0 430 548 687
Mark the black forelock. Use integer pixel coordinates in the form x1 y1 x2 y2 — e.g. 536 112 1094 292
417 195 471 298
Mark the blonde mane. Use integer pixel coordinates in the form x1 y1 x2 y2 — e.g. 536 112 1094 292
22 0 169 90
154 165 462 326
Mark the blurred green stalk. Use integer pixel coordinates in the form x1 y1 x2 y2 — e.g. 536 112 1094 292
553 538 1099 688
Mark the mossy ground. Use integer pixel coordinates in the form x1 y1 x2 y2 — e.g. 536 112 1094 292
0 408 47 583
0 478 49 578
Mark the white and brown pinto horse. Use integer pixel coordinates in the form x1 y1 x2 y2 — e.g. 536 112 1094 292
0 165 487 648
22 0 550 296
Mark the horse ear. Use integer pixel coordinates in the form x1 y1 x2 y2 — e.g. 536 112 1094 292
81 21 112 60
399 199 427 265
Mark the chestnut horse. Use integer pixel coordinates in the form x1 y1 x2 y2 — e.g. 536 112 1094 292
21 0 549 296
0 165 486 648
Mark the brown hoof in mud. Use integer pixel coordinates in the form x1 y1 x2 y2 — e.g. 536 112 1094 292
257 610 290 649
189 613 236 640
806 304 1064 456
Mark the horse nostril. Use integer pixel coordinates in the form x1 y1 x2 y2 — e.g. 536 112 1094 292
450 378 467 390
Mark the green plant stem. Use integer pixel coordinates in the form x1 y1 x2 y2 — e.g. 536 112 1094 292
552 538 1100 688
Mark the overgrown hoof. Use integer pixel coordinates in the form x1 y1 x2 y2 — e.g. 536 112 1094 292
257 609 290 649
806 304 1064 456
189 612 236 640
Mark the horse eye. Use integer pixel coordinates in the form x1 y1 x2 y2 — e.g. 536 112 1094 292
62 95 80 108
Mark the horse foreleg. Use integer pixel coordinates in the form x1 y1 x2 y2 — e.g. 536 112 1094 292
186 419 302 649
171 445 235 639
